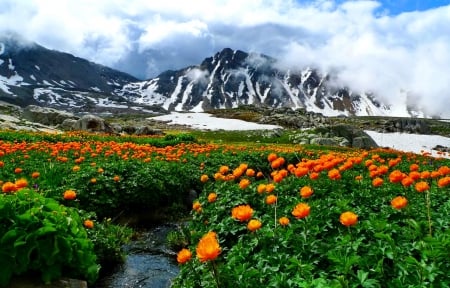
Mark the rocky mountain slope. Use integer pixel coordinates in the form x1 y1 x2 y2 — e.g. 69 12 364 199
1 35 429 118
121 48 394 117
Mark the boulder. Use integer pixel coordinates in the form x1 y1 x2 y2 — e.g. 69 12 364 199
310 137 340 146
22 105 76 126
72 114 113 133
135 126 165 136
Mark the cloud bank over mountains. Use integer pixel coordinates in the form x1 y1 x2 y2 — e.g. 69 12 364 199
1 0 449 117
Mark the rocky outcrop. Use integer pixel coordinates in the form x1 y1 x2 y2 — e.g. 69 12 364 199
72 114 113 133
22 105 77 126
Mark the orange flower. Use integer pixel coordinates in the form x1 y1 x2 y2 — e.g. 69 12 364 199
309 172 319 180
239 178 251 189
192 201 202 211
90 178 97 184
391 196 408 209
257 184 266 194
63 190 77 200
14 167 22 174
256 171 264 178
294 167 308 178
200 174 209 183
410 163 419 171
15 178 28 189
113 175 120 182
401 177 414 187
2 181 17 193
292 203 310 219
265 195 277 205
177 248 192 264
339 211 358 227
72 165 80 172
31 172 40 179
196 231 221 262
208 192 217 203
267 153 278 162
409 171 421 181
300 186 313 198
278 216 290 226
83 220 94 229
231 204 254 222
389 170 404 183
247 219 262 232
415 181 430 192
97 168 104 174
355 175 363 182
438 176 450 188
265 183 275 193
328 169 341 180
246 169 255 177
219 165 229 174
372 177 384 187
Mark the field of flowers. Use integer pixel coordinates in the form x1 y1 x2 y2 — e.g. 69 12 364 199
0 129 449 287
173 148 450 287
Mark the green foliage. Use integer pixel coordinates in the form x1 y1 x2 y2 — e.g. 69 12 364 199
0 189 99 286
172 152 450 287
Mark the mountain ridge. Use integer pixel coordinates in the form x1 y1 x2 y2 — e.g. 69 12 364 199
0 36 431 118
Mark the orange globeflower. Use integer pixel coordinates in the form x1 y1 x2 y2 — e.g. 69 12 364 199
113 175 120 182
14 167 23 174
328 169 341 180
410 163 419 171
257 184 266 194
247 219 262 232
177 248 192 264
340 211 358 227
231 204 254 222
90 178 97 184
265 194 277 205
246 169 256 177
192 201 202 211
31 172 40 179
292 203 310 219
267 153 278 162
63 190 77 200
239 178 251 189
72 165 80 172
300 186 313 198
278 216 290 226
265 183 275 193
208 192 217 203
391 196 408 209
83 220 94 229
200 174 209 183
219 165 229 175
15 178 28 189
2 182 18 193
415 181 430 192
309 172 319 180
401 177 414 187
196 231 221 263
372 177 384 187
438 176 450 188
389 170 404 183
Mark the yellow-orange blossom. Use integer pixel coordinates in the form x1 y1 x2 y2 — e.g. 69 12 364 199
196 231 221 262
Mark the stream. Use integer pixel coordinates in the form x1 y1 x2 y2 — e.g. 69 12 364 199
94 224 180 288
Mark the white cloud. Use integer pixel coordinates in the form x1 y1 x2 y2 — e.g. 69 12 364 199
0 0 449 117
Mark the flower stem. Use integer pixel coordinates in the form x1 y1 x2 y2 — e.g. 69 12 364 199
211 260 220 288
425 190 432 236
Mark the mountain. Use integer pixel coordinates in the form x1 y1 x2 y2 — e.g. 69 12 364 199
120 48 396 117
0 34 140 113
0 36 423 117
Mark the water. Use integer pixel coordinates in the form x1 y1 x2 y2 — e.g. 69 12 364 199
94 224 180 288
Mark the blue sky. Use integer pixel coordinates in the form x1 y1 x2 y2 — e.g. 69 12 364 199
1 0 450 117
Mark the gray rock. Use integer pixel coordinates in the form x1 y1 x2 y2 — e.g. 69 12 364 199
310 137 340 146
135 126 165 136
73 114 112 133
22 105 76 126
352 136 378 149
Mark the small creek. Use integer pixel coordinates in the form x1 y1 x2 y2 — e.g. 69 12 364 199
94 224 180 288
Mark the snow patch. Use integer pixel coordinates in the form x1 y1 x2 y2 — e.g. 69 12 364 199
8 59 14 70
0 42 4 55
35 65 40 70
151 112 282 131
365 130 450 159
